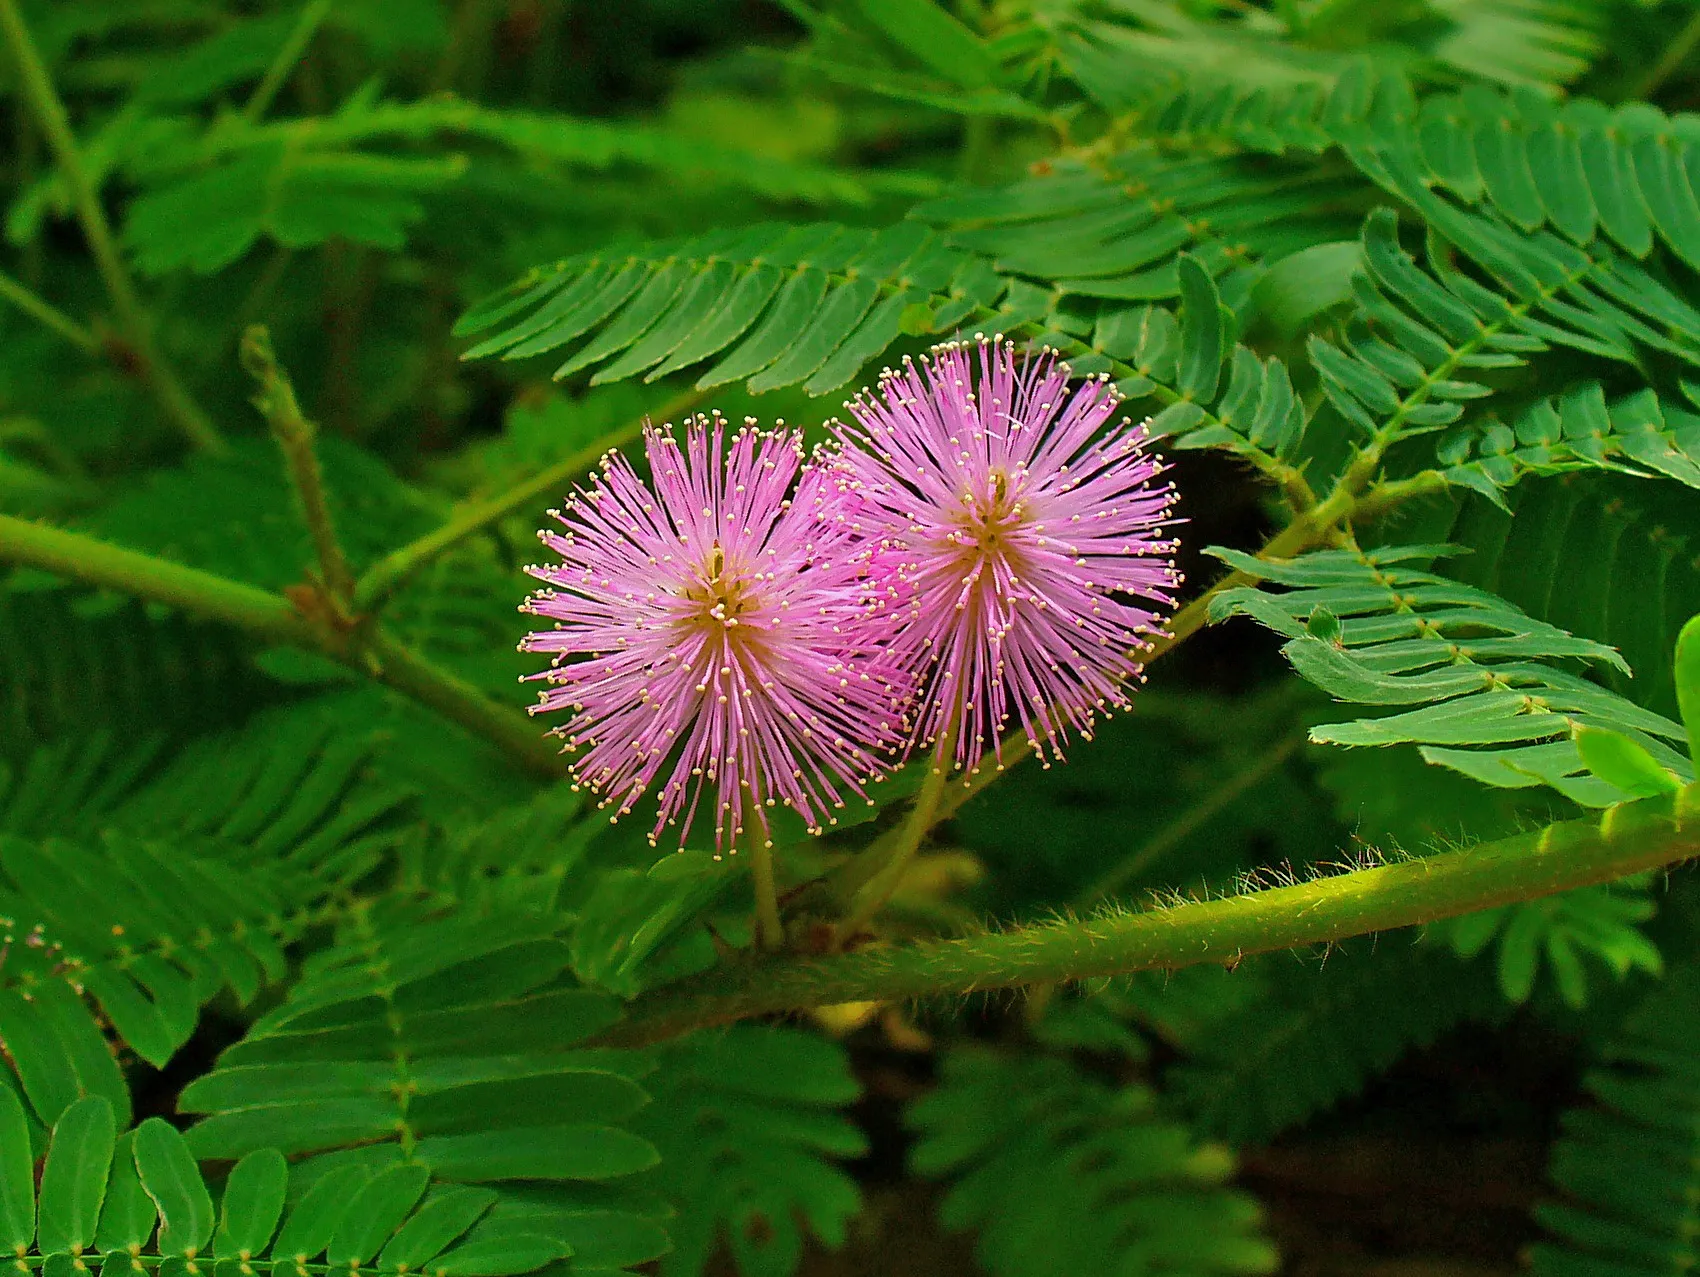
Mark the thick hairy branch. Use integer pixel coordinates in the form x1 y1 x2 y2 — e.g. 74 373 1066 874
601 783 1700 1046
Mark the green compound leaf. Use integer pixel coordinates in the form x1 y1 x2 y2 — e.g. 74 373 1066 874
1532 962 1700 1276
634 1026 865 1277
457 223 995 395
912 1049 1277 1277
1440 880 1663 1008
1210 544 1694 806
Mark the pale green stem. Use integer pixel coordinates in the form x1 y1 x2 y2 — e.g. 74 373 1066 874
0 267 98 354
0 513 317 642
351 389 706 613
750 839 784 952
0 0 225 454
840 730 959 941
597 783 1700 1047
0 512 563 778
242 0 331 123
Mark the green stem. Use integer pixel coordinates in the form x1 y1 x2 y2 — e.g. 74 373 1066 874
1074 735 1300 908
0 0 225 455
364 631 563 776
0 267 97 354
0 513 562 779
750 839 784 952
1350 470 1450 523
0 512 316 644
351 389 704 612
598 783 1700 1046
241 325 357 604
242 0 331 122
840 733 957 940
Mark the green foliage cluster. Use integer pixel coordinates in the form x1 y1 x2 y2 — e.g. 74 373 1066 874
3 0 1700 1274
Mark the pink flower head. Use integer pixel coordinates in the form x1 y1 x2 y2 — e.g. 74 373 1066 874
828 336 1180 774
520 413 911 852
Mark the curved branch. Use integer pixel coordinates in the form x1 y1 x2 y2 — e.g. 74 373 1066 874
0 513 563 778
599 784 1700 1046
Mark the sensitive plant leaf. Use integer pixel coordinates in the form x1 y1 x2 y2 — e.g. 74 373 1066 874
1168 940 1508 1143
852 0 998 87
1678 612 1700 767
0 1086 35 1252
37 1097 116 1255
92 1133 154 1256
912 1049 1276 1277
1438 880 1663 1009
133 1121 214 1257
1575 727 1680 798
635 1027 866 1277
1532 963 1700 1275
2 1106 582 1277
212 1150 288 1260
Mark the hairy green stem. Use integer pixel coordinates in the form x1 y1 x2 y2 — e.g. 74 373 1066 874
0 0 225 454
599 783 1700 1046
351 389 705 612
242 0 331 122
0 267 97 354
241 325 357 604
0 513 562 778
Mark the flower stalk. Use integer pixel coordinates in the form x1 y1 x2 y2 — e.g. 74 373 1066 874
750 838 785 952
838 733 958 943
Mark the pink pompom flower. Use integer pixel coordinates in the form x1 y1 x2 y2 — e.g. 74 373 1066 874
826 336 1181 774
520 414 913 852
